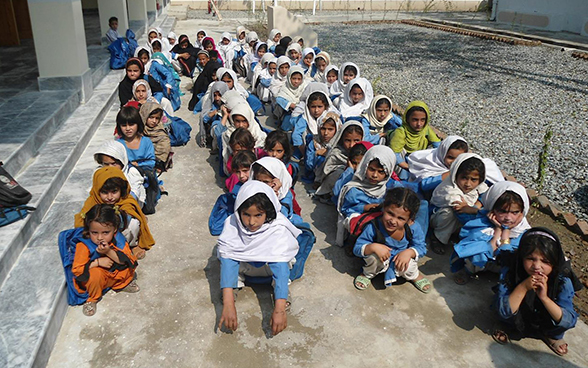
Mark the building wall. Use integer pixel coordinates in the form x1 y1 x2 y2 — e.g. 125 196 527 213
82 0 98 9
495 0 588 36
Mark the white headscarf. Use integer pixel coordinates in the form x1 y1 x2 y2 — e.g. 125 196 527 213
313 111 342 150
167 31 177 45
236 26 247 45
362 95 393 133
481 181 531 237
331 62 360 95
216 67 249 99
337 145 396 212
323 64 339 86
286 43 302 63
408 135 466 181
299 48 315 71
269 56 291 97
252 53 275 88
195 29 207 48
221 102 266 170
217 180 301 263
339 77 374 118
251 156 292 200
312 51 331 82
200 81 229 118
292 82 338 135
431 153 489 208
248 41 267 65
276 66 309 104
221 89 247 110
132 79 155 102
267 28 281 48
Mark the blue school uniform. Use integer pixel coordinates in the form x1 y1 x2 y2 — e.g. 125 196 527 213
291 115 308 147
219 258 290 299
147 61 181 111
346 115 402 145
118 137 156 171
493 267 577 339
303 135 327 183
276 96 295 131
353 219 427 286
340 188 382 218
419 174 443 194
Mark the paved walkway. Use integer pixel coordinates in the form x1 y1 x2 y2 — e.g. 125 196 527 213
47 15 588 368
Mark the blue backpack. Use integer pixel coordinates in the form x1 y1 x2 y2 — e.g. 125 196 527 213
209 192 237 236
107 29 138 70
168 116 192 146
0 205 35 227
289 221 315 281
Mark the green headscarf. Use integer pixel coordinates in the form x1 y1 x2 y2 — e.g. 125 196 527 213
389 100 440 153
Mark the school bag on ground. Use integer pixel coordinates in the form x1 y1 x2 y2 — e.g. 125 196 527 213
0 162 35 227
107 29 138 70
209 192 237 236
168 116 192 146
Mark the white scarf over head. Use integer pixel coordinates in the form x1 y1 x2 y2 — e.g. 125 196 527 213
132 79 154 101
217 180 301 263
286 43 302 62
431 153 489 208
221 101 266 164
292 82 338 135
339 77 374 118
331 62 360 95
362 95 393 133
276 66 309 104
481 181 531 237
217 67 249 99
269 56 291 97
236 26 247 44
250 156 292 200
408 135 466 181
337 145 396 212
195 29 207 48
267 29 281 47
323 64 339 86
312 51 331 82
300 48 315 71
314 111 342 150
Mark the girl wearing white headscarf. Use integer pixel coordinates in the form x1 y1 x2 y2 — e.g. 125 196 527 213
275 66 309 130
244 31 259 55
195 29 207 49
269 56 291 98
250 156 297 219
330 62 360 106
299 48 315 74
247 41 268 82
235 26 247 45
197 81 230 148
266 28 281 49
217 180 301 335
408 135 467 189
451 181 531 280
312 51 331 82
361 95 403 136
218 32 237 71
286 43 302 64
290 82 338 147
252 54 276 103
339 77 374 119
132 79 174 117
217 67 249 100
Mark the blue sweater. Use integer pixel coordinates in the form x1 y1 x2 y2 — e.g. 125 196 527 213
118 137 156 171
219 257 290 299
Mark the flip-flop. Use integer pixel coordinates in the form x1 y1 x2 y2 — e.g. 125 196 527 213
542 336 568 356
354 275 371 290
430 236 446 255
413 277 432 294
83 302 97 317
491 324 511 345
454 270 471 285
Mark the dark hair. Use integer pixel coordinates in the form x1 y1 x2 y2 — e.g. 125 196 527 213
279 36 292 47
327 69 338 77
209 50 219 59
455 157 485 183
339 125 363 145
83 204 124 240
297 38 304 44
382 187 420 220
151 40 162 50
96 154 123 168
202 39 213 49
237 192 277 223
197 30 206 37
290 71 303 79
492 190 524 212
349 142 368 160
100 177 128 196
375 98 391 110
343 65 357 76
252 163 274 179
221 72 233 81
405 106 427 122
109 16 118 24
232 150 257 171
125 58 144 74
257 44 268 53
448 139 468 152
307 92 329 107
148 108 164 118
264 130 292 163
137 49 150 60
229 128 255 151
350 84 364 93
116 106 144 136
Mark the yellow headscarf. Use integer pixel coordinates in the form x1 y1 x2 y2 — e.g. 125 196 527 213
390 100 440 153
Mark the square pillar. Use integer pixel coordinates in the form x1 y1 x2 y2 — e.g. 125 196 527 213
98 0 129 44
28 0 93 102
127 0 147 32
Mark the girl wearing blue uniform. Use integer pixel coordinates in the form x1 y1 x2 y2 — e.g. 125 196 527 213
338 77 373 120
218 181 301 336
275 66 309 131
304 111 341 184
359 95 403 144
116 106 156 172
136 47 181 111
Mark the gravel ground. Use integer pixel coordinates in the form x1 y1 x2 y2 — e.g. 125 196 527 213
314 23 588 220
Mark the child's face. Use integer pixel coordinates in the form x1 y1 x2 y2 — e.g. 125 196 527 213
444 148 467 168
257 48 266 58
316 58 327 72
319 121 336 142
255 172 281 196
120 122 139 140
493 203 524 229
127 64 142 81
289 50 300 60
110 20 118 30
523 249 553 277
290 73 303 88
240 204 266 232
146 112 162 128
100 155 123 170
273 33 281 42
365 160 386 184
303 54 313 67
268 63 277 76
205 44 214 52
297 40 304 47
456 170 480 194
135 85 148 101
343 69 356 84
198 54 209 66
375 103 391 122
88 221 116 246
249 40 257 48
308 99 326 119
327 70 338 84
213 91 222 104
279 63 290 76
349 154 363 170
407 111 427 132
210 56 218 64
153 45 162 53
221 75 234 89
341 131 362 150
233 115 249 129
234 167 251 183
139 53 149 66
238 32 245 40
99 188 121 205
197 33 205 42
148 32 157 42
382 204 411 235
168 37 176 45
267 142 285 160
222 38 230 45
349 86 364 104
231 143 245 152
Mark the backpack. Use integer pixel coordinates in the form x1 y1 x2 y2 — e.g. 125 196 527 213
0 205 36 227
133 165 162 215
107 29 138 70
168 116 192 146
208 192 237 236
0 162 35 227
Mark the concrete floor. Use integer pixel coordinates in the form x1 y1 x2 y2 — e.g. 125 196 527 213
47 15 588 368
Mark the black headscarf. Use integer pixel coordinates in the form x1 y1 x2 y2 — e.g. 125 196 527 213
188 60 221 111
118 58 163 107
274 36 292 57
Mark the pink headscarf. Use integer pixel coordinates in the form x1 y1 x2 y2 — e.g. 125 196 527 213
202 36 224 65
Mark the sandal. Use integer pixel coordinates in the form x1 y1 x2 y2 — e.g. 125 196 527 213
132 247 146 260
542 336 568 356
119 280 140 293
83 302 97 317
454 270 471 285
430 235 446 255
354 275 371 290
491 323 510 345
412 277 432 294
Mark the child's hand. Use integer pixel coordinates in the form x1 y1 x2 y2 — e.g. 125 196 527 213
532 272 549 300
487 212 501 228
367 243 391 263
363 203 380 212
399 162 409 170
451 197 469 213
379 132 386 137
393 249 415 272
289 103 296 110
98 257 114 269
96 241 111 254
271 299 288 336
166 87 171 96
270 178 282 195
219 289 238 332
221 105 229 115
316 148 327 156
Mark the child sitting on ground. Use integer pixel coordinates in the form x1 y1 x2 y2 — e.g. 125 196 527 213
225 128 266 191
252 55 276 103
311 51 330 82
116 106 156 172
360 95 403 143
94 140 145 207
132 79 174 117
218 180 301 336
389 100 441 180
250 157 296 220
304 112 341 184
73 204 138 316
332 141 372 201
118 58 164 108
275 66 309 131
330 62 359 106
429 153 488 255
74 167 154 260
292 83 336 154
264 130 301 215
324 65 339 92
269 56 291 104
198 81 228 148
338 77 373 120
353 187 431 293
140 102 171 172
492 227 579 356
451 181 531 284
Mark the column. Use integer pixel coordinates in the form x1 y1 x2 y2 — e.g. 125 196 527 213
127 0 147 32
98 0 129 45
28 0 93 102
146 0 156 24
